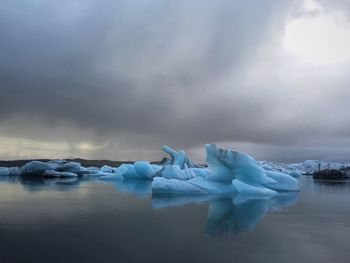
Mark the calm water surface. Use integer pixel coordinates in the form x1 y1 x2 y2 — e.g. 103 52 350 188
0 176 349 263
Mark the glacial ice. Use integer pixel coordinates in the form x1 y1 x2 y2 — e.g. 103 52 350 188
134 161 162 179
152 144 300 195
43 170 64 178
262 170 299 191
162 145 196 168
20 161 53 176
0 167 10 176
100 165 114 173
259 159 350 176
43 170 78 178
161 165 197 180
231 180 276 195
5 142 350 195
98 162 162 180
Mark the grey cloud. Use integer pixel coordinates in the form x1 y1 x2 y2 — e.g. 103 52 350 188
1 0 350 161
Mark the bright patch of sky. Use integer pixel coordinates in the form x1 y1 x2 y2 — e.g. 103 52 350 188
284 0 350 65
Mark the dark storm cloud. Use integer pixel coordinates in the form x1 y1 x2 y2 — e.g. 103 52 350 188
1 0 350 161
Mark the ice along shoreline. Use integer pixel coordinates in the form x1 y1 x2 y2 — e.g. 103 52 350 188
0 144 349 194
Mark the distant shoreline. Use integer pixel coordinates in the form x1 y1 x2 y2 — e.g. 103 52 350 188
0 159 137 168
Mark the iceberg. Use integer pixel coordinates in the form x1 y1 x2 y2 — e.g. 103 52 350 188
157 145 209 180
152 144 299 195
0 167 20 176
162 145 197 168
54 161 88 176
100 165 114 173
99 161 162 180
20 161 53 176
134 161 162 179
0 167 10 176
260 159 350 176
18 160 88 177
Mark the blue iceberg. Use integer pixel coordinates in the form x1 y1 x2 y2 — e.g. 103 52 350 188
152 144 299 195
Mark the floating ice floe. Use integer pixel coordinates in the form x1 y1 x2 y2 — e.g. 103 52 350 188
259 159 350 176
0 167 10 176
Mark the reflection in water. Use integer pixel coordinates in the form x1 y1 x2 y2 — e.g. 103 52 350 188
0 175 91 192
313 179 349 186
1 176 350 263
207 193 298 236
112 179 152 197
153 192 298 236
0 176 298 236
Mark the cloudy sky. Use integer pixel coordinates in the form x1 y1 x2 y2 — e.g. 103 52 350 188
1 0 350 162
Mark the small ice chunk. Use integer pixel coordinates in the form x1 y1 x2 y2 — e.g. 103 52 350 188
0 167 10 176
20 161 53 176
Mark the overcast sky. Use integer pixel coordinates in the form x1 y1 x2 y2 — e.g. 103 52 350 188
1 0 350 162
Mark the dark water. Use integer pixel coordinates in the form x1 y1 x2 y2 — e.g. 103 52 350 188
0 176 349 263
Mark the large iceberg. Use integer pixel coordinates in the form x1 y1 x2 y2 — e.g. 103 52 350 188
152 144 299 195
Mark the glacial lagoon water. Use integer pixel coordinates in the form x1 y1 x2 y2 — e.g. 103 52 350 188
0 176 349 263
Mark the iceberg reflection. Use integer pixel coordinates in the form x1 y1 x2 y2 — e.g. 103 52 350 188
110 179 152 197
0 174 298 236
153 192 298 236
